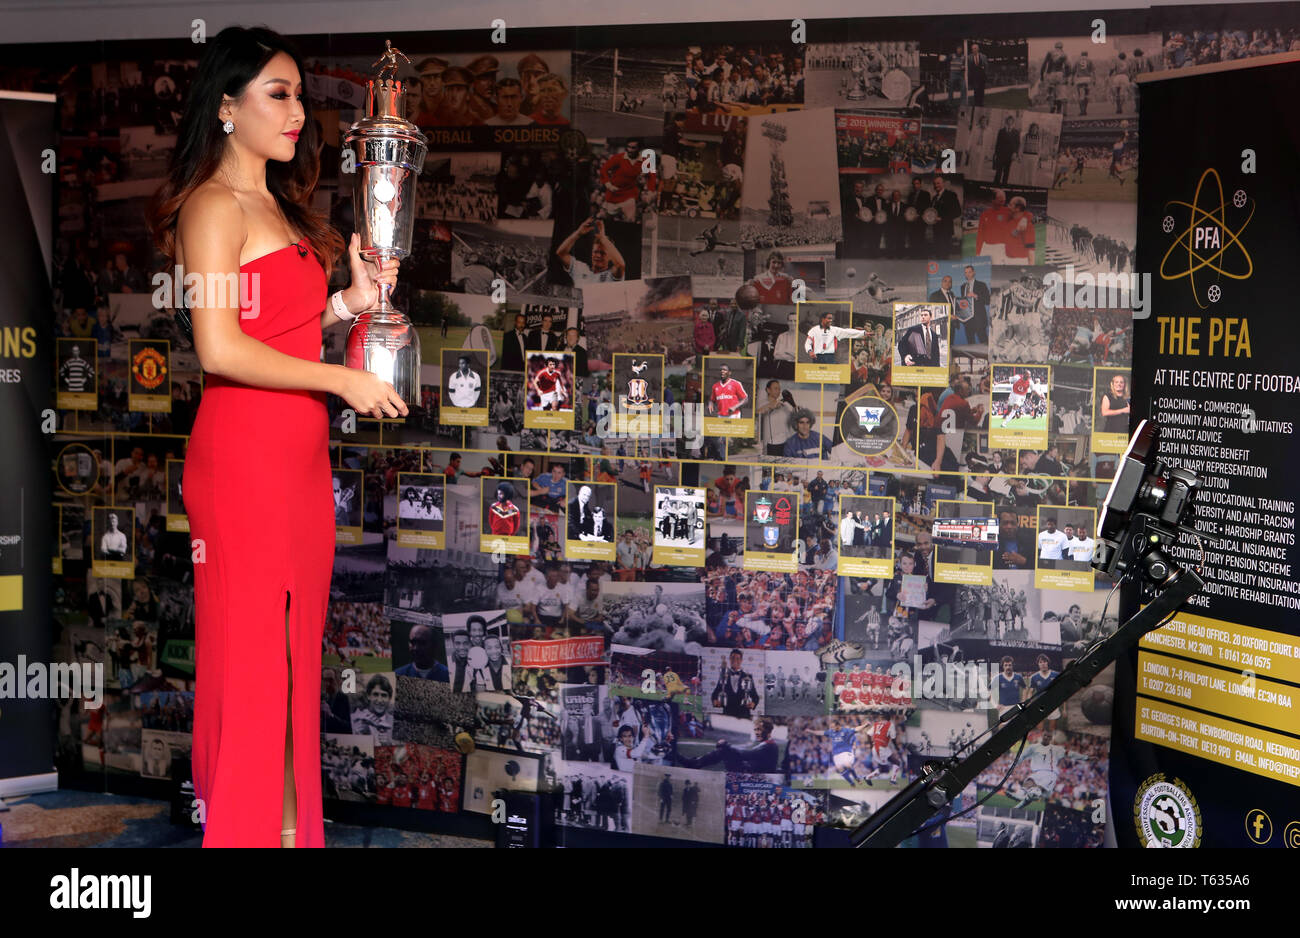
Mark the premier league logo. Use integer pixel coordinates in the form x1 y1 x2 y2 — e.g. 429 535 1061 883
753 497 772 523
853 405 885 430
763 525 781 547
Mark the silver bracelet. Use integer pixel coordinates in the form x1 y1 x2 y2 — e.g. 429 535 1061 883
330 290 356 321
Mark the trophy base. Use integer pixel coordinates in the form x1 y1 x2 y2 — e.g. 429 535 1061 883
344 309 422 407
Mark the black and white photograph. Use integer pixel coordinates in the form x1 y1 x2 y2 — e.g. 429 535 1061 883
394 472 445 549
741 107 842 250
632 763 724 843
560 683 613 764
804 42 923 109
1027 34 1160 119
955 105 1061 188
602 580 708 651
919 38 1029 117
91 505 133 566
987 266 1056 362
332 468 363 530
761 650 827 717
56 338 98 407
653 486 705 552
451 220 572 298
566 481 616 543
418 152 500 222
554 760 632 832
441 348 486 412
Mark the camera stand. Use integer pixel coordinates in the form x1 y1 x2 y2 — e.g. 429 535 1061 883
849 517 1204 849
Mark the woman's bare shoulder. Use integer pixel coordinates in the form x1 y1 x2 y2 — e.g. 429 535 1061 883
177 181 246 257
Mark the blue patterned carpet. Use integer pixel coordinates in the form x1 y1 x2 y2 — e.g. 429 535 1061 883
0 790 488 848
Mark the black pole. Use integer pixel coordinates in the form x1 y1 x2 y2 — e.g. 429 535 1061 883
851 563 1203 849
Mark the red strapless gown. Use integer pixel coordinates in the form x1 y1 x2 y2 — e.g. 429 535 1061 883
183 238 333 847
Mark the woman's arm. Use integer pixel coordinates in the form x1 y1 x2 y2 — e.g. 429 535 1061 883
179 190 405 417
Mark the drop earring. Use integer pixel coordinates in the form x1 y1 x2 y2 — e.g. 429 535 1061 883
222 119 234 134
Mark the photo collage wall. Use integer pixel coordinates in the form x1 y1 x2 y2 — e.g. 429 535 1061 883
35 6 1300 847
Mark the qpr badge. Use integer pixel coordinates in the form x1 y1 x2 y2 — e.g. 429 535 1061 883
753 497 772 523
763 525 781 547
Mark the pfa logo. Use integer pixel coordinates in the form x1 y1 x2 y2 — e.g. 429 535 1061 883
1159 167 1253 310
1134 773 1202 848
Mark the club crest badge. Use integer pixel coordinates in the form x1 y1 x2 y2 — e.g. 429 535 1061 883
753 497 772 523
763 525 781 547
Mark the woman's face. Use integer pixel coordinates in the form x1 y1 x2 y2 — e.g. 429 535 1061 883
1110 374 1127 395
222 51 305 165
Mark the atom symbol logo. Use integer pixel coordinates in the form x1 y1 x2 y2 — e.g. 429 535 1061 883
1207 284 1221 303
1162 216 1175 234
1233 189 1247 208
1160 168 1254 309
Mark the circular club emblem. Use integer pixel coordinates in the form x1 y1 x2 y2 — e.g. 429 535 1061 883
838 395 898 458
1134 774 1202 848
131 346 168 390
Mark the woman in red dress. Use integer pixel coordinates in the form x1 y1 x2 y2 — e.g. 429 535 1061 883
147 27 408 847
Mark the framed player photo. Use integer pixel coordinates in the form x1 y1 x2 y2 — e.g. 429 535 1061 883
524 351 575 430
91 505 135 579
743 489 799 573
396 472 445 550
989 363 1049 449
480 476 530 556
891 302 949 387
565 480 616 561
56 337 98 410
796 300 862 384
701 355 756 438
652 485 705 566
836 494 894 578
932 499 995 585
165 458 188 533
127 338 171 413
333 468 364 546
611 352 664 436
441 348 489 426
1034 505 1097 592
1092 367 1132 454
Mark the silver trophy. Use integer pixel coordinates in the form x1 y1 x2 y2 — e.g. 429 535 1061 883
343 40 428 405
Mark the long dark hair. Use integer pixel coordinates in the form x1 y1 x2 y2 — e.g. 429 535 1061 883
146 26 343 273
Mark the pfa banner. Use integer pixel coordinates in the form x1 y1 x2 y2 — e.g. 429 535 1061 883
1116 58 1300 848
0 93 56 787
